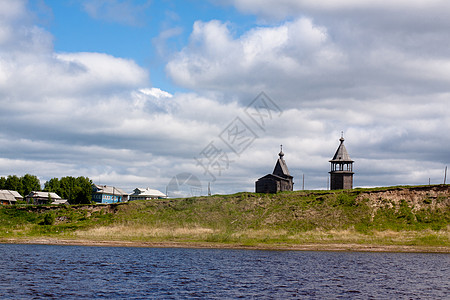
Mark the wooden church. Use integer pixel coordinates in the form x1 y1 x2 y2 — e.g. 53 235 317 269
255 146 294 193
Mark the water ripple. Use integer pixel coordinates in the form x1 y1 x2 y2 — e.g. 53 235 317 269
0 244 448 299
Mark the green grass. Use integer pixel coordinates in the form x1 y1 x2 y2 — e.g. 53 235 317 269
0 185 449 248
0 205 115 239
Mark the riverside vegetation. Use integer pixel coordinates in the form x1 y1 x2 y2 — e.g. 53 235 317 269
1 185 449 250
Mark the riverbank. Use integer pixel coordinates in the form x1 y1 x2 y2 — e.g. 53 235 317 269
2 237 450 253
1 185 449 251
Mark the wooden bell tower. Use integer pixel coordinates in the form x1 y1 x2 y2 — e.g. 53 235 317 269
329 134 354 190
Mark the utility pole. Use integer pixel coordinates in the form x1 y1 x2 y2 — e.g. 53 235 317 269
302 174 305 190
444 166 448 185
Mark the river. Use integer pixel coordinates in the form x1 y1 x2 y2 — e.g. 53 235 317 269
0 244 448 299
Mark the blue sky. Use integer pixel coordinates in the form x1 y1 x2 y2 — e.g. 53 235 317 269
1 0 449 196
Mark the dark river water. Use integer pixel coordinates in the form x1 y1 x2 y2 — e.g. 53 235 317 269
0 244 448 299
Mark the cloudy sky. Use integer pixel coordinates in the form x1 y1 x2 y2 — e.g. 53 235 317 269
0 0 449 196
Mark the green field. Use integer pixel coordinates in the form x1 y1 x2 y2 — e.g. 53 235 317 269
1 185 449 249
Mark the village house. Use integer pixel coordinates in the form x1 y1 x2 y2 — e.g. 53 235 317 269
25 191 65 205
255 146 294 193
92 184 128 204
0 190 23 205
129 188 167 201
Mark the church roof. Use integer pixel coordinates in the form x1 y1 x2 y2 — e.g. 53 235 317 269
273 148 293 178
330 137 353 162
258 173 291 182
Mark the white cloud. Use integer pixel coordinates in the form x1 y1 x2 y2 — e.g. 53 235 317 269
219 0 449 19
55 52 149 94
166 18 345 101
139 88 173 99
0 0 27 21
166 13 450 107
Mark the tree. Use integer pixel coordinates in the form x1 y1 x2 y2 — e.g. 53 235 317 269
56 176 93 204
74 176 93 204
0 177 6 189
44 178 61 194
21 174 41 197
5 175 24 196
59 176 76 203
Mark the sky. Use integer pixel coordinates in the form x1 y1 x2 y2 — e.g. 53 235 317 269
0 0 449 196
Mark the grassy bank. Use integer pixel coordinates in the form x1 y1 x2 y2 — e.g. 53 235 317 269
1 185 449 251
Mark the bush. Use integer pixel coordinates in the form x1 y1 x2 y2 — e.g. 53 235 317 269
40 212 55 225
335 193 356 207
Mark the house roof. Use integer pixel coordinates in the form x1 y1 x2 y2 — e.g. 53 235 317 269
0 190 17 202
93 184 127 196
26 191 62 199
330 137 354 162
130 188 166 198
3 190 23 199
51 199 69 205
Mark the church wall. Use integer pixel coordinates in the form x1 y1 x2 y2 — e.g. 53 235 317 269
280 180 293 192
255 178 278 193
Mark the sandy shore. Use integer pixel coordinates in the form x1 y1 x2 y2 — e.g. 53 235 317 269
2 238 449 253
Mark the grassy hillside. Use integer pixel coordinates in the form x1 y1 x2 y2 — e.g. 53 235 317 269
1 185 449 248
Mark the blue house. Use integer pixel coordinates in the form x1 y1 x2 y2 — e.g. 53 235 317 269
92 184 128 204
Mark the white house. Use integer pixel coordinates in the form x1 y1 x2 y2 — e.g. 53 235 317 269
129 188 167 201
25 191 63 205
